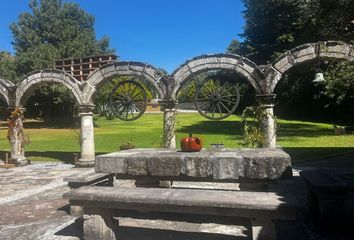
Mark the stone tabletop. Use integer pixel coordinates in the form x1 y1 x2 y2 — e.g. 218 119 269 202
95 148 292 182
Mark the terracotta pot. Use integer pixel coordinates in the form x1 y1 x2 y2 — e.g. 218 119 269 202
181 133 202 152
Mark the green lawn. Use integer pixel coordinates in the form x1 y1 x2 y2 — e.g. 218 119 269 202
0 112 353 163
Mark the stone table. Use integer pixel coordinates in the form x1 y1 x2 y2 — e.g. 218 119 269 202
95 148 292 182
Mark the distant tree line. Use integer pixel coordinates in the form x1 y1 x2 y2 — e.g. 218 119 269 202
0 0 115 123
227 0 354 124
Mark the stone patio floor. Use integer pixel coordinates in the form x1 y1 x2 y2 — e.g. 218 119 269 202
0 154 353 240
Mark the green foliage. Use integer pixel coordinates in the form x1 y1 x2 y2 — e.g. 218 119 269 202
0 51 18 81
230 0 354 64
333 124 346 135
3 0 115 121
240 106 265 148
177 70 256 113
150 135 163 148
95 103 115 120
94 76 155 118
119 137 135 150
10 0 115 75
177 80 197 102
322 60 354 105
242 124 263 148
93 75 158 121
69 124 81 146
229 0 354 123
25 84 76 123
177 73 207 102
230 0 303 63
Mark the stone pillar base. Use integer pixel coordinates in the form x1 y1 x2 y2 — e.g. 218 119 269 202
70 205 84 216
76 160 95 168
14 159 29 166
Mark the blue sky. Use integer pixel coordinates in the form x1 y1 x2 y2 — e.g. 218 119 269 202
0 0 245 73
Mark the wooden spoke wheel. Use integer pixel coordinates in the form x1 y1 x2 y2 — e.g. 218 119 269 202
194 79 240 120
109 80 147 121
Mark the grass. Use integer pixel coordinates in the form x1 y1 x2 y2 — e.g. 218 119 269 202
0 112 353 163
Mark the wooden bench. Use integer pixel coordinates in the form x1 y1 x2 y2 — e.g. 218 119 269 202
63 169 114 215
63 186 297 240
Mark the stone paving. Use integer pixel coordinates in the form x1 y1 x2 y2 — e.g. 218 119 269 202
0 164 84 240
0 155 353 240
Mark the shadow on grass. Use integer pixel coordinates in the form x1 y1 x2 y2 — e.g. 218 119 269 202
278 123 333 138
0 151 108 164
177 120 244 136
178 120 335 139
283 147 354 165
23 119 76 129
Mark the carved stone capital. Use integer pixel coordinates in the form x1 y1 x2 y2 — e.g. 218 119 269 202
77 104 95 116
255 94 276 107
159 100 178 111
7 107 26 112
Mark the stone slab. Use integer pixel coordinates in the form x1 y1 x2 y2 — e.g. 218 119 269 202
64 168 112 184
64 186 297 220
95 148 292 181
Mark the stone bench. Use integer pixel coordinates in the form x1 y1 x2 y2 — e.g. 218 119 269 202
300 168 354 233
63 169 114 215
63 186 297 240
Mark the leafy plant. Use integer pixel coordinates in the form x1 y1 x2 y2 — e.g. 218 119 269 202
95 103 115 120
240 106 267 148
333 124 346 135
119 137 135 150
69 121 81 146
104 108 115 120
150 135 163 148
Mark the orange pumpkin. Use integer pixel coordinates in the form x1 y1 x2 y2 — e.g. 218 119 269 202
181 133 202 152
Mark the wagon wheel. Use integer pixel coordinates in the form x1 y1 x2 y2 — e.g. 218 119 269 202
194 79 240 120
109 80 147 121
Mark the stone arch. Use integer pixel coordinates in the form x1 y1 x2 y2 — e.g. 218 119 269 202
0 78 16 106
263 41 354 93
86 61 167 103
15 69 85 107
170 53 264 98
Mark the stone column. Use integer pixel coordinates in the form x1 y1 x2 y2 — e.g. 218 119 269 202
7 107 28 166
159 100 178 149
256 94 277 148
76 105 95 167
